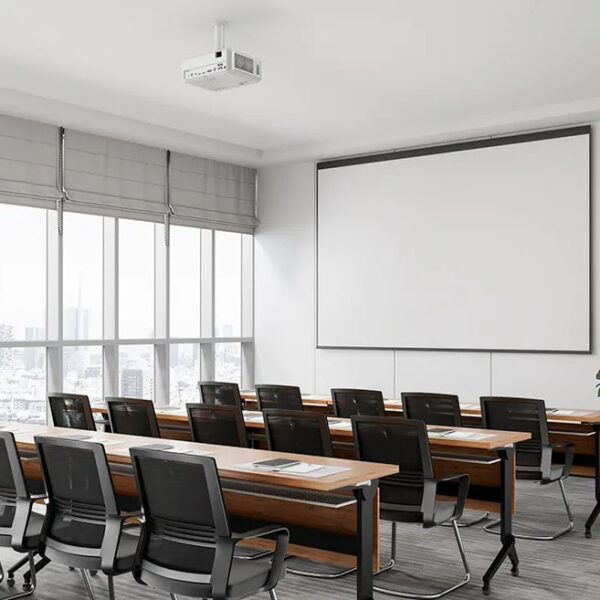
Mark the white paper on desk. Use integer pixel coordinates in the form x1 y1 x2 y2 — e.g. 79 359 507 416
164 447 213 456
329 421 352 429
295 466 350 478
94 439 122 446
303 394 325 400
386 399 403 405
243 413 263 422
460 404 476 409
444 431 495 441
554 410 590 417
281 462 325 474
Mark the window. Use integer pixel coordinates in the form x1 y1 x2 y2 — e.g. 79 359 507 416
119 219 155 339
0 347 46 423
215 342 241 386
170 344 200 406
170 226 201 338
63 346 103 402
0 201 252 418
63 213 103 339
0 205 46 341
215 231 241 337
119 345 154 400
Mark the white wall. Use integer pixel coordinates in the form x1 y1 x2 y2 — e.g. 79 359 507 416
255 126 600 408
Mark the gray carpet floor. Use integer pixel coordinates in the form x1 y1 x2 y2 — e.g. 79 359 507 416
1 475 598 599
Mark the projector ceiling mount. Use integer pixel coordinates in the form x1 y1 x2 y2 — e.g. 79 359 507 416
181 21 262 91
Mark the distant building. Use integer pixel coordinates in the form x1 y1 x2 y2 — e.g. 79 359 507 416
121 369 143 397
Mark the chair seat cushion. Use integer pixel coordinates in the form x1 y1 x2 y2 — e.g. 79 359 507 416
226 557 272 597
381 500 457 526
140 551 273 598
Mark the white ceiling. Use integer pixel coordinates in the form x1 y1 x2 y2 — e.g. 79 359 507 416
2 0 600 166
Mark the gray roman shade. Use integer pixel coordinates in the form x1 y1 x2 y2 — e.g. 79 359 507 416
0 115 59 208
63 129 167 222
170 152 257 233
0 113 257 233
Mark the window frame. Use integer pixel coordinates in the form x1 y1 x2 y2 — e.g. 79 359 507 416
0 206 254 420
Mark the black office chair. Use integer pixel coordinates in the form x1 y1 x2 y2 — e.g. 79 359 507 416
331 388 386 418
255 385 303 411
402 392 489 527
48 393 96 431
186 404 249 447
262 409 354 579
199 381 244 410
263 409 333 457
106 397 161 438
401 393 462 427
352 416 470 599
0 431 49 598
129 447 288 600
480 396 575 540
35 435 140 600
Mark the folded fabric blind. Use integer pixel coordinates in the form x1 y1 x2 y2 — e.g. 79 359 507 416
0 115 257 233
170 152 257 233
63 129 167 222
0 115 59 208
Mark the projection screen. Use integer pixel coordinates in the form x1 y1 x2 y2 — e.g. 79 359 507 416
317 128 590 352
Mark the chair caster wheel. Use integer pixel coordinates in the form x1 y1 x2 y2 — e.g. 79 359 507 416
90 570 98 577
482 585 491 595
22 583 32 593
6 578 14 588
511 567 519 577
585 530 592 539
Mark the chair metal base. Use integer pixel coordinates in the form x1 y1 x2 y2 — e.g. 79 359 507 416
0 554 37 600
285 555 356 579
483 479 574 541
79 570 115 600
441 511 489 528
374 520 471 599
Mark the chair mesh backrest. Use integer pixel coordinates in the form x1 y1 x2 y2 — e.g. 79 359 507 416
131 449 229 574
0 432 27 530
331 389 385 418
35 437 116 549
107 398 160 438
49 393 96 431
200 382 243 409
255 385 303 411
480 396 549 468
402 393 462 427
186 404 248 447
263 409 333 457
352 416 432 509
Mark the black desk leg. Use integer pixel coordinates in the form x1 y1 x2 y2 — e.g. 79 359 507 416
353 481 378 600
482 447 518 596
585 423 600 538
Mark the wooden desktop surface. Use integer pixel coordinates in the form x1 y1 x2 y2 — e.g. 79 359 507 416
241 392 600 424
93 407 529 452
8 421 398 492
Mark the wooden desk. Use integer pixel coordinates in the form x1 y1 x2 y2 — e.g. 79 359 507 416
7 421 396 600
95 405 529 594
242 393 600 538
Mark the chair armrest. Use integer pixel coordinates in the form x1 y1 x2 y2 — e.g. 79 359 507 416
433 473 470 522
100 512 142 574
551 442 575 479
211 526 289 599
231 525 289 542
11 494 48 552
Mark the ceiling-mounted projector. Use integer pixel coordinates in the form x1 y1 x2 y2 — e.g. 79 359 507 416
182 21 261 91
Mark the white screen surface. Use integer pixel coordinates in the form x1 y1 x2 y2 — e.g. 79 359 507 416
317 132 590 351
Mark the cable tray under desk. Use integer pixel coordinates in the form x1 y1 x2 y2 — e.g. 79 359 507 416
221 478 357 508
432 452 501 465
